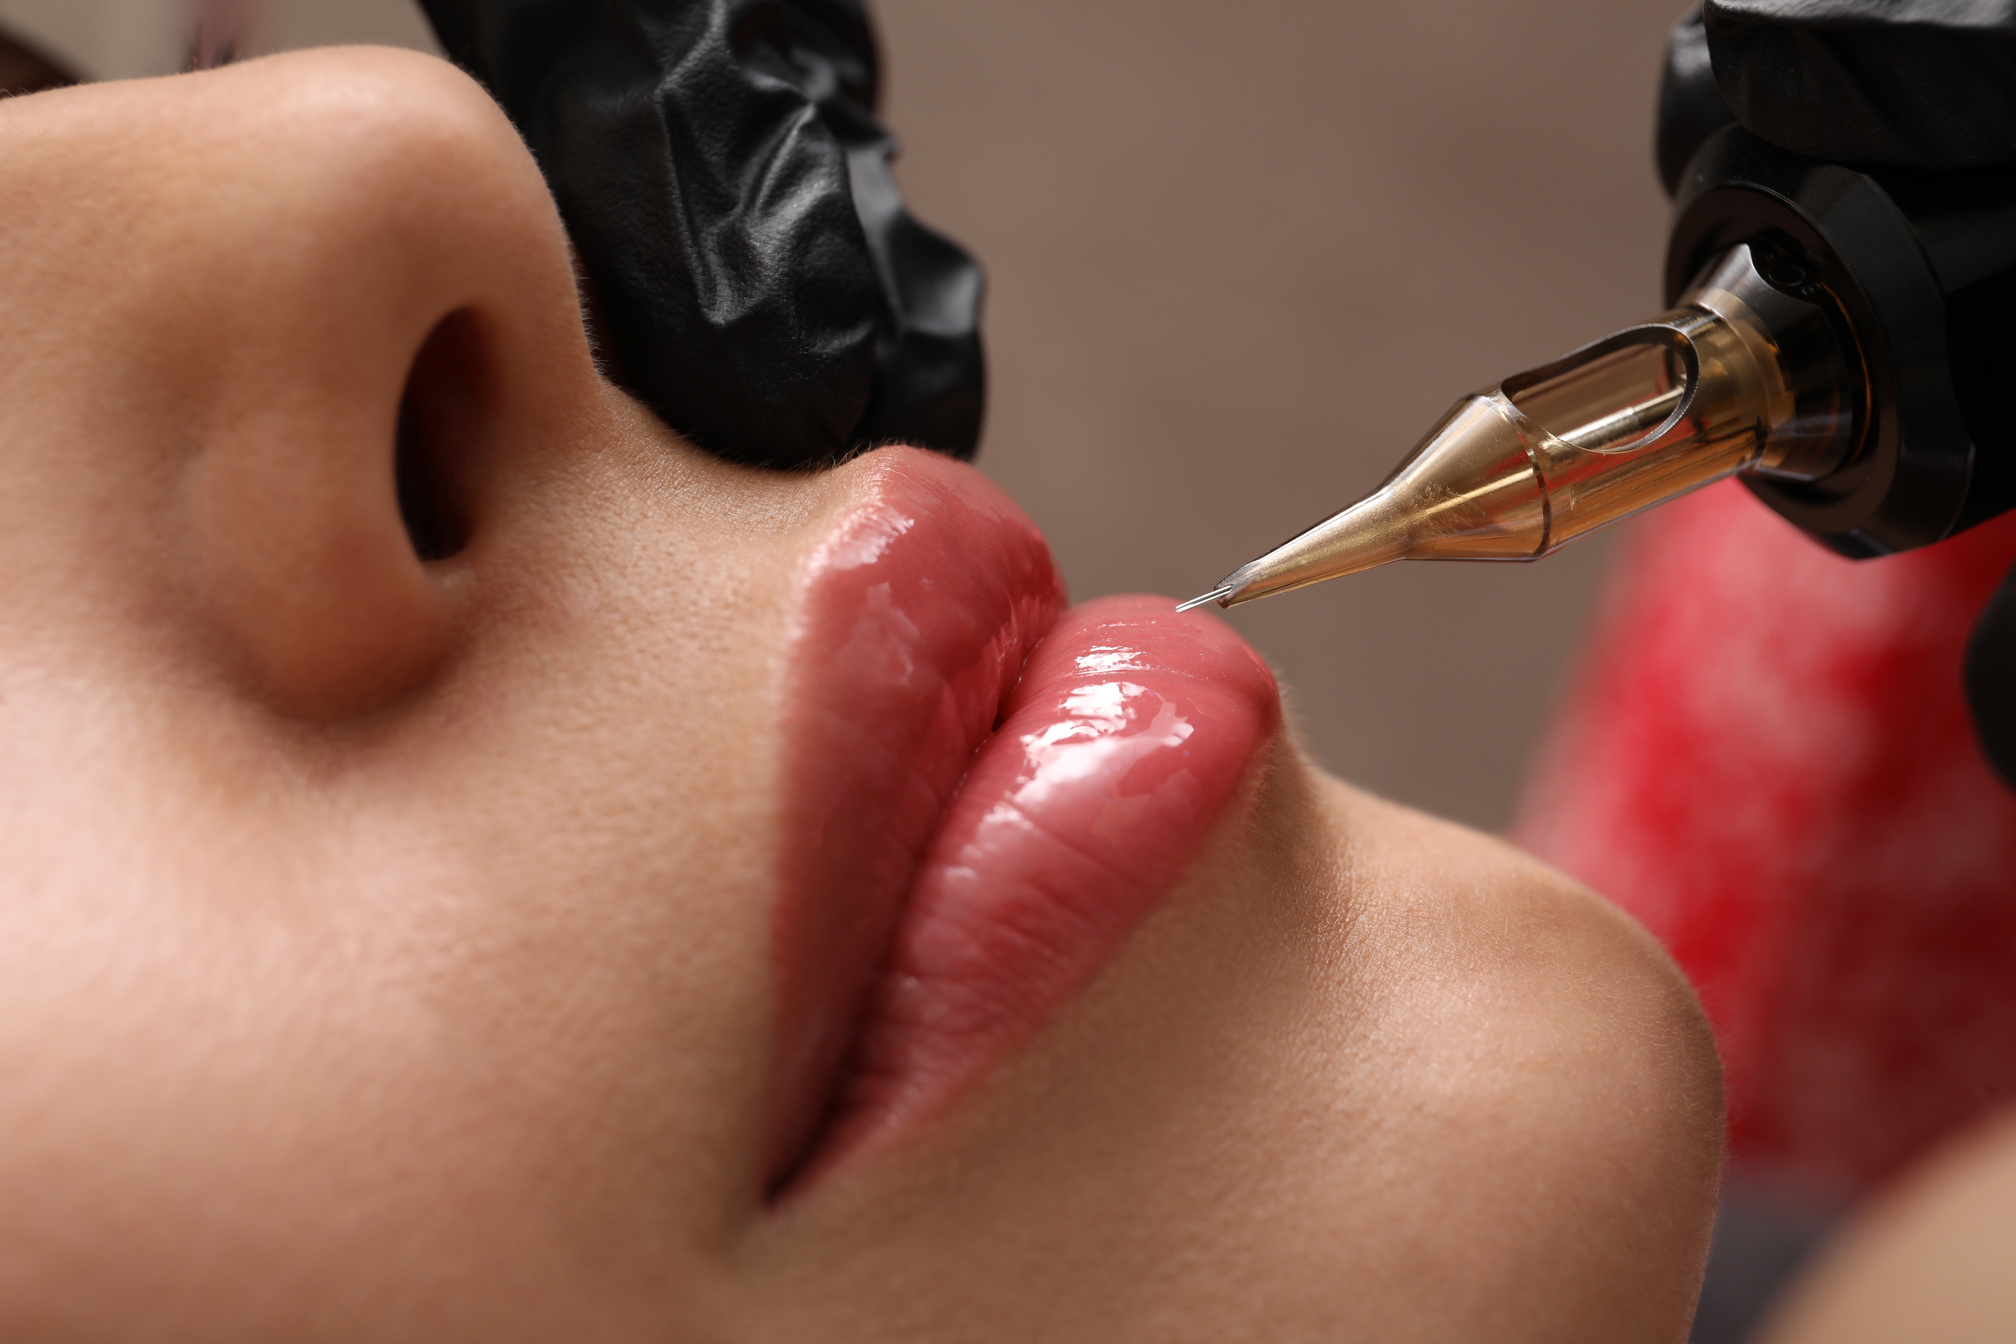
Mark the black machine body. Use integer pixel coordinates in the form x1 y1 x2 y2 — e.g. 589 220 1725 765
1666 126 2016 560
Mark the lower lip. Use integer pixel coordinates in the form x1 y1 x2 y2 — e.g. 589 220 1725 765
825 592 1280 1165
770 452 1278 1192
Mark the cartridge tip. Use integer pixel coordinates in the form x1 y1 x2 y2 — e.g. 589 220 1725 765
1175 585 1237 613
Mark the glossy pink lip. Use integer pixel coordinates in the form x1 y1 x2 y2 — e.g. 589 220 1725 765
770 449 1278 1193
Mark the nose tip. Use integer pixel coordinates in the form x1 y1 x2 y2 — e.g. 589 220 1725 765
0 47 600 717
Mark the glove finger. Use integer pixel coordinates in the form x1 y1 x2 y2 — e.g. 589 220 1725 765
1706 0 2016 170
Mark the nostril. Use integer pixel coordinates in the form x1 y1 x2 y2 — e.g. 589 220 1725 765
395 309 486 563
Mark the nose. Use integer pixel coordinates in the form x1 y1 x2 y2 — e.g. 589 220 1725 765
0 48 600 717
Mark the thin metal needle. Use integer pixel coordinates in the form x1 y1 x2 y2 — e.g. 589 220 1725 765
1175 585 1236 613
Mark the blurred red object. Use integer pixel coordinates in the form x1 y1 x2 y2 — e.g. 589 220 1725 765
1518 478 2016 1204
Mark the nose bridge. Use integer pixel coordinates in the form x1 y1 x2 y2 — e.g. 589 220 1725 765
0 48 598 718
173 49 582 431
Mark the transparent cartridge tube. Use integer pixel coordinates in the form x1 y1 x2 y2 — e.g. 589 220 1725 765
1199 242 1861 609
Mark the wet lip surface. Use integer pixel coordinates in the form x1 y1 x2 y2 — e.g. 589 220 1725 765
771 449 1278 1192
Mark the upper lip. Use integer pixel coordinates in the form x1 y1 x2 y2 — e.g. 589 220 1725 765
764 448 1066 1190
763 448 1277 1196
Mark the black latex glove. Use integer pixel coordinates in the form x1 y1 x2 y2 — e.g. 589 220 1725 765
1655 0 2016 787
417 0 984 468
1657 0 2016 192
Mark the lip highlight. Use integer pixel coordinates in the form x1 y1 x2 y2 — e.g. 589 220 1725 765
772 450 1278 1191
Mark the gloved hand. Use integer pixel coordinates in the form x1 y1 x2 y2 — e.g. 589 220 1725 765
1655 0 2016 787
1656 0 2016 192
417 0 984 468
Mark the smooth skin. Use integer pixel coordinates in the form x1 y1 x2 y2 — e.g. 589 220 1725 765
0 48 1721 1342
1760 1111 2016 1343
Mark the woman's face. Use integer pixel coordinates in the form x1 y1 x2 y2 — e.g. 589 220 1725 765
0 48 1720 1341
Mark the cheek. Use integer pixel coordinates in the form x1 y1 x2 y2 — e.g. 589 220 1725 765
0 427 850 1334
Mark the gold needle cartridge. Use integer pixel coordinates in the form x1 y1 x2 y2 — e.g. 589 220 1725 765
1182 242 1862 613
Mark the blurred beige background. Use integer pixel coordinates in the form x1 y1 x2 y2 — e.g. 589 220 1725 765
877 0 1685 829
4 0 1685 830
0 0 437 78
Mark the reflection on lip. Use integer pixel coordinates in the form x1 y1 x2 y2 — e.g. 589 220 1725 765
770 450 1278 1194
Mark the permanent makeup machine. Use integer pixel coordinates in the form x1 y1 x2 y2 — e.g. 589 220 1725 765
1181 142 2016 606
1180 5 2016 774
1182 136 2016 609
1177 5 2016 777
